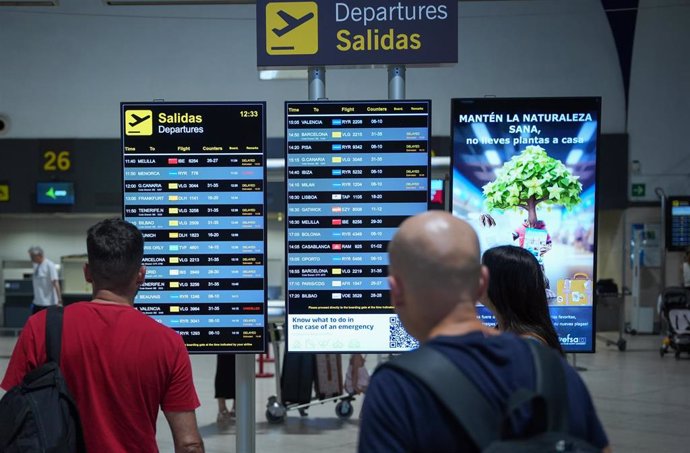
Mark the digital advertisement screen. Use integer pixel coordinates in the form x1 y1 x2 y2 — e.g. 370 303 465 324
121 102 267 353
451 97 600 352
668 197 690 251
285 100 431 353
36 182 75 205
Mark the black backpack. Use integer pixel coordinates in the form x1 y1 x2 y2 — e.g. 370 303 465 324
0 306 86 453
381 340 600 453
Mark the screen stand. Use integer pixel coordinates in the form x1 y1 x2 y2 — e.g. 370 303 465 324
308 66 326 100
570 353 587 372
655 188 667 295
388 65 406 100
384 65 406 364
236 354 256 453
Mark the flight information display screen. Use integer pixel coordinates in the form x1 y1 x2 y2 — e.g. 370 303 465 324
451 97 600 353
668 197 690 251
121 102 267 353
285 100 431 353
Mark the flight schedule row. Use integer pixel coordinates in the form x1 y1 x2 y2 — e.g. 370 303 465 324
124 155 262 167
287 141 426 153
125 180 263 192
126 205 262 217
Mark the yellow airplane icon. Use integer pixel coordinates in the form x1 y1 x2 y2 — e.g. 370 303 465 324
125 109 153 136
273 10 315 37
266 2 318 55
128 113 150 128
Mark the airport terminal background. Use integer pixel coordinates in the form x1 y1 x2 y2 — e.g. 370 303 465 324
1 1 690 452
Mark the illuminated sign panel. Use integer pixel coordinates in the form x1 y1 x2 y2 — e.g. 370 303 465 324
285 100 431 353
451 97 600 353
36 182 75 205
257 0 458 67
121 102 267 353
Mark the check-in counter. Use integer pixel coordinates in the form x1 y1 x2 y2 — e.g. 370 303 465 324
2 260 34 329
3 279 33 328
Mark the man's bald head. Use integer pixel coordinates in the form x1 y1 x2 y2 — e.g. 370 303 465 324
389 212 481 301
387 212 484 340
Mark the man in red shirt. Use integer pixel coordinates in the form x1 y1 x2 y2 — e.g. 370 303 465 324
2 218 204 453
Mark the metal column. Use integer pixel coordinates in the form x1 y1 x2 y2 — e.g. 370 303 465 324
308 66 326 101
235 354 256 453
388 65 406 100
656 187 667 293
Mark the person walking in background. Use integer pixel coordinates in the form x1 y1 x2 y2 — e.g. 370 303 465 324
5 219 204 453
481 245 564 354
28 245 62 314
683 248 690 289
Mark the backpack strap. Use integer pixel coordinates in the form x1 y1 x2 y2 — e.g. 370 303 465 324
381 345 499 450
525 340 569 432
45 305 63 365
44 305 88 453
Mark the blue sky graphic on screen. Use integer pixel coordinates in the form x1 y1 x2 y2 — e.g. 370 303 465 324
451 98 600 352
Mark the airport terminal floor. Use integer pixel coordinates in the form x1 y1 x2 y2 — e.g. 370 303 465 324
2 333 686 453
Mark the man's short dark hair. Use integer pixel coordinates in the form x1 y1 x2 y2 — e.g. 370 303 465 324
86 218 143 289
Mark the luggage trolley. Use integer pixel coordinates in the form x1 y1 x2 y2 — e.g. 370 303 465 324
264 302 357 423
595 282 630 352
265 351 356 424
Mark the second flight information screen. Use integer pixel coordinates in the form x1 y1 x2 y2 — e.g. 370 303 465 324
122 102 267 353
285 100 431 353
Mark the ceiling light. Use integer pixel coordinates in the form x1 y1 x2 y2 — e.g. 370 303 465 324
259 70 307 80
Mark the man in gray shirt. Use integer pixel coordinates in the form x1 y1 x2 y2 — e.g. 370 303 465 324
28 246 62 314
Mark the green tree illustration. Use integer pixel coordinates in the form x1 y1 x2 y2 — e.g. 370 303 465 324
482 145 582 227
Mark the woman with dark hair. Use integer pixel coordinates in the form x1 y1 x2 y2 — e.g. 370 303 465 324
481 245 564 354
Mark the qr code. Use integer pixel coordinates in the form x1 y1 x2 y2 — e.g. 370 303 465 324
389 316 419 350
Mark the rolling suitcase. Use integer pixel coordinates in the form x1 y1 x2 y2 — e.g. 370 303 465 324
314 354 342 399
280 352 314 404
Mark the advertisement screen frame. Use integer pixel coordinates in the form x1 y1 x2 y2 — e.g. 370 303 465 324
450 97 601 353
